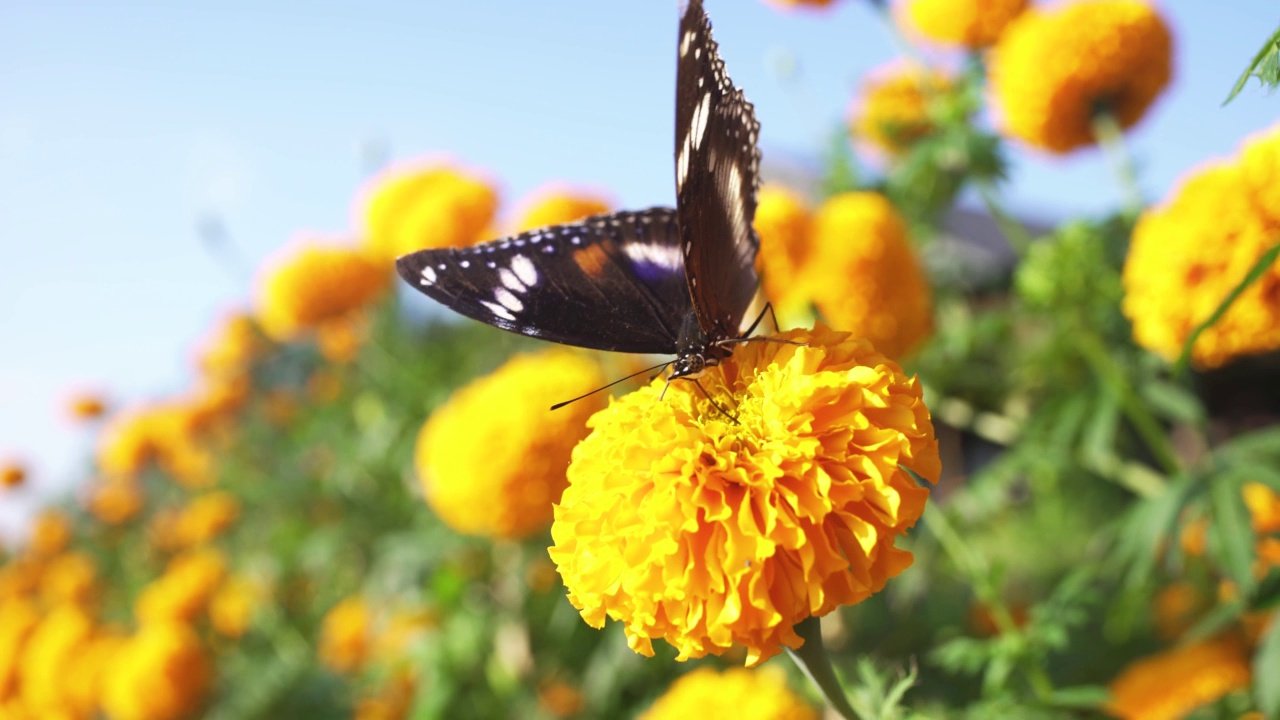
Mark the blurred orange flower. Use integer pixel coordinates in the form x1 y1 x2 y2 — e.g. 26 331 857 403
0 462 24 490
196 311 262 380
103 621 212 720
67 392 109 421
361 162 499 261
1106 635 1251 719
256 241 390 342
319 596 372 674
29 510 71 557
512 187 611 233
898 0 1027 48
38 551 98 607
173 492 241 548
134 548 228 625
850 62 954 155
641 667 817 719
754 185 814 314
20 603 96 715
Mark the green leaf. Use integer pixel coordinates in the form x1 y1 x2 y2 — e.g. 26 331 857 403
1174 242 1280 377
1116 472 1197 590
1208 471 1258 597
1138 378 1206 426
1255 614 1280 717
1215 426 1280 466
1224 25 1280 105
1043 685 1111 710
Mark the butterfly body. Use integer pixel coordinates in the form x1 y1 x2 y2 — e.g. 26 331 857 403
396 0 761 387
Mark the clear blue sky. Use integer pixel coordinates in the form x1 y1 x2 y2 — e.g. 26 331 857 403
2 0 1277 536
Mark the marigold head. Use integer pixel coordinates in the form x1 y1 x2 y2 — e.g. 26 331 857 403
1123 129 1280 368
39 551 99 607
196 311 262 380
209 576 264 639
898 0 1027 48
550 324 940 665
134 548 228 625
103 621 212 720
1106 635 1251 719
20 603 96 714
513 187 611 233
0 597 39 700
988 0 1172 153
850 61 954 156
805 192 933 358
641 667 818 719
361 162 499 262
173 492 241 548
754 186 814 316
67 392 109 422
416 350 607 540
255 241 391 341
28 510 71 557
0 462 24 490
319 596 372 674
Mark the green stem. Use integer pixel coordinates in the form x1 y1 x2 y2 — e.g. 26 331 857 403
977 181 1032 256
1091 111 1144 218
787 617 860 720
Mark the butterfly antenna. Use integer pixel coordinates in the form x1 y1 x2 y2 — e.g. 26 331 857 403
692 379 740 424
550 360 672 411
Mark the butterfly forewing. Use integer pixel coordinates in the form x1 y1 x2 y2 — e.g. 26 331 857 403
396 208 691 354
675 0 762 341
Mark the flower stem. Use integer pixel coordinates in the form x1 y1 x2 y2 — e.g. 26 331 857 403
1091 111 1144 217
787 616 860 720
977 181 1032 257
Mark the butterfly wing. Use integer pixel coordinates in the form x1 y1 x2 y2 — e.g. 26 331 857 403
674 0 762 341
396 208 691 354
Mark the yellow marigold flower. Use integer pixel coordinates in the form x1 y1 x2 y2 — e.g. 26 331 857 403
38 552 98 607
850 62 954 156
196 311 261 380
315 312 368 364
353 669 417 720
173 492 240 548
1244 482 1280 534
67 392 108 422
1123 132 1280 368
255 241 391 341
209 576 262 639
0 463 23 490
0 559 41 601
537 680 586 719
512 187 611 233
0 598 40 701
103 621 212 720
318 596 372 674
898 0 1027 48
1106 635 1251 719
64 629 125 719
87 479 145 526
134 549 227 625
754 186 814 315
361 162 499 261
415 350 607 540
28 510 71 557
988 0 1172 153
550 324 940 665
20 603 95 715
641 667 818 720
805 193 933 358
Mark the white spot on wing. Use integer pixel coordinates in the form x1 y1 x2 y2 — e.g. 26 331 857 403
481 300 516 322
419 266 437 285
510 254 538 287
494 288 523 313
623 242 683 272
691 92 712 150
498 268 525 293
680 30 694 57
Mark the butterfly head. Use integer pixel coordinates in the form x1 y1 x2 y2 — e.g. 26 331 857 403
670 349 713 381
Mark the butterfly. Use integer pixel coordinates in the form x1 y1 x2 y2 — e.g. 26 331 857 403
396 0 764 404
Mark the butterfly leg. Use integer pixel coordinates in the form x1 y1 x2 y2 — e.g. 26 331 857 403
691 378 740 424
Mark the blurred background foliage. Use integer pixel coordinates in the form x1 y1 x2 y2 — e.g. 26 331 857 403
3 2 1280 719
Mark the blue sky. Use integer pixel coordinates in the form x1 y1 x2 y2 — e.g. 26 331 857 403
1 0 1277 536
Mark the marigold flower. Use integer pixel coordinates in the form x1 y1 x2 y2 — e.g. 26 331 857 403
318 596 372 674
850 62 954 156
805 193 933 358
0 559 42 601
537 680 586 719
196 311 262 380
988 0 1172 153
64 630 125 718
641 667 818 720
87 479 145 525
209 576 262 639
103 621 212 720
0 463 23 490
0 598 39 700
415 350 607 540
512 187 611 233
134 549 228 625
28 510 71 557
173 491 241 548
361 162 499 261
1153 582 1204 640
38 551 98 607
898 0 1027 48
550 324 939 665
255 241 391 341
754 186 814 315
20 603 95 714
315 312 368 364
1123 127 1280 368
1244 482 1280 534
67 392 109 421
1106 635 1251 719
354 669 417 720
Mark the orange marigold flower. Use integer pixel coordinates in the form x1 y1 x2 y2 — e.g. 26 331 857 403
361 162 499 261
898 0 1027 48
38 551 98 607
988 0 1172 153
0 598 40 701
512 187 611 233
1123 127 1280 368
850 62 954 156
1153 582 1204 640
550 324 940 665
354 669 417 720
315 312 368 364
196 311 262 380
318 596 372 674
641 667 818 719
209 576 263 639
19 603 96 714
67 392 109 421
415 350 606 540
805 193 933 358
537 680 586 719
0 463 24 490
754 186 814 315
1106 635 1251 719
28 510 71 557
103 621 212 720
1244 482 1280 534
255 241 391 341
64 629 125 719
173 492 241 548
134 548 228 625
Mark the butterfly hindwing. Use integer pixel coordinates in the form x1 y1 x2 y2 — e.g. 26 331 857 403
675 0 762 341
396 208 691 354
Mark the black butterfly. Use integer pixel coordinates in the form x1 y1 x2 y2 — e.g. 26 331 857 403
396 0 764 401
